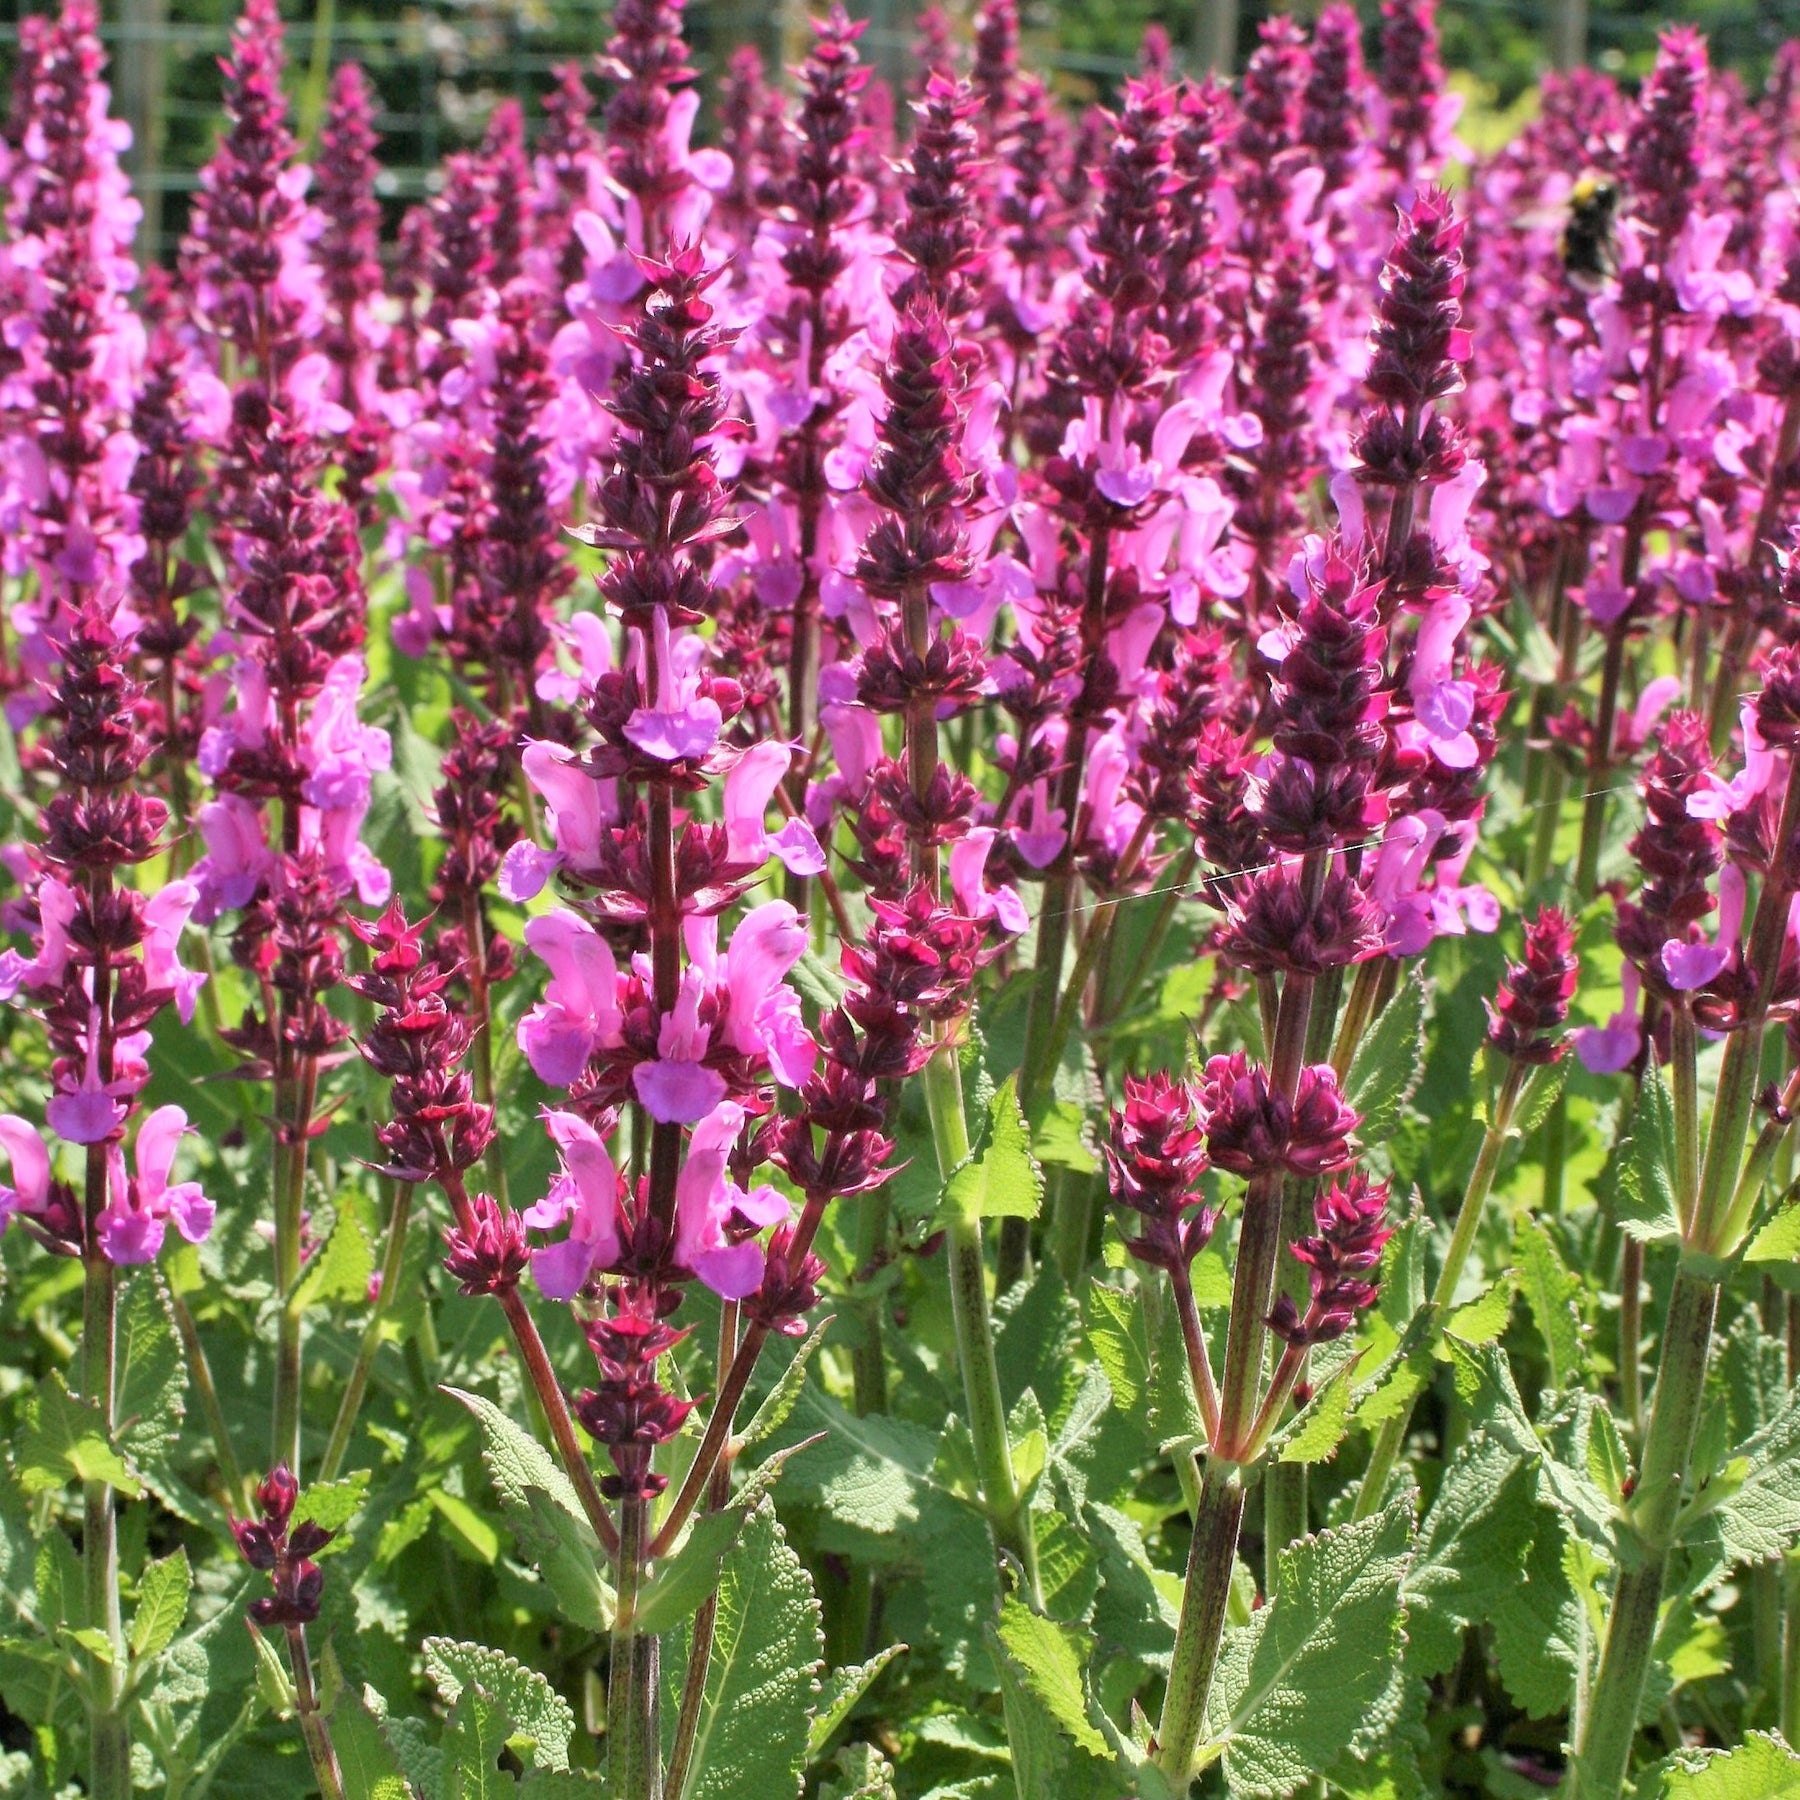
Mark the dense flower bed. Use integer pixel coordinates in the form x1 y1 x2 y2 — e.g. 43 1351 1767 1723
2 3 1800 1798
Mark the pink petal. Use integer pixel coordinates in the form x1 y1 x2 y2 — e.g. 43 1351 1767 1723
633 1059 730 1124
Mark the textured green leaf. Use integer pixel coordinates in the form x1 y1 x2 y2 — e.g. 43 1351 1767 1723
1032 1099 1099 1175
1490 1513 1582 1718
441 1687 513 1800
423 1637 574 1771
129 1548 190 1662
1083 1283 1151 1413
988 1596 1107 1755
1658 1731 1800 1800
17 1374 141 1499
1677 1386 1800 1569
115 1271 192 1517
1445 1279 1513 1347
293 1202 376 1310
1403 1433 1535 1678
1746 1203 1800 1266
1277 1358 1357 1466
1615 1064 1683 1243
633 1505 747 1637
293 1470 369 1550
322 1667 411 1800
1346 969 1427 1141
679 1499 823 1800
807 1643 906 1756
1445 1339 1612 1542
1202 1497 1412 1797
771 1384 937 1543
1089 1502 1180 1673
818 1741 900 1800
426 1488 500 1566
743 1316 831 1448
946 1075 1044 1222
443 1386 612 1631
1509 1057 1568 1137
1513 1218 1583 1388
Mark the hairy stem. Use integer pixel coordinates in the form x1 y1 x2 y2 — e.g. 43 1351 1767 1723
1153 1462 1248 1786
285 1625 347 1800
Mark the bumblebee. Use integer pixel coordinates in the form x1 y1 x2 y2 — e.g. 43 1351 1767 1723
1560 176 1620 291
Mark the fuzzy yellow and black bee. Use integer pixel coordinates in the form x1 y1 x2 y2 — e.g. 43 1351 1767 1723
1561 175 1620 291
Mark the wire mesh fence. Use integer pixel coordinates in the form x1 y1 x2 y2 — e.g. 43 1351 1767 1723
0 0 1786 261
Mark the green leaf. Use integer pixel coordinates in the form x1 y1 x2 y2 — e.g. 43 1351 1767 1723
423 1637 574 1771
1444 1339 1612 1542
633 1506 748 1637
249 1622 296 1717
1201 1496 1412 1797
426 1488 501 1566
1346 969 1427 1141
1403 1433 1536 1679
1277 1362 1357 1467
1510 1058 1568 1137
743 1317 831 1449
293 1470 369 1547
17 1374 142 1499
818 1742 900 1800
1490 1513 1582 1718
321 1660 411 1800
1445 1279 1514 1347
444 1386 612 1632
988 1596 1107 1756
1746 1204 1800 1266
292 1202 376 1310
1658 1731 1800 1800
442 1686 513 1800
1083 1283 1152 1414
946 1074 1044 1222
678 1498 823 1800
1513 1218 1583 1388
1677 1387 1800 1569
807 1644 907 1756
115 1271 192 1518
1032 1099 1099 1176
128 1549 190 1662
1615 1063 1683 1243
792 948 849 1010
767 1385 937 1543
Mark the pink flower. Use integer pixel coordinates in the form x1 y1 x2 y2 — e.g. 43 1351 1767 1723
1573 962 1644 1076
190 794 276 922
143 880 206 1025
723 742 826 875
950 829 1028 936
528 1110 624 1301
516 911 622 1087
673 1100 790 1300
0 1114 49 1226
0 873 77 998
95 1106 214 1265
500 740 617 900
47 1024 130 1145
623 608 723 763
1661 863 1744 992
